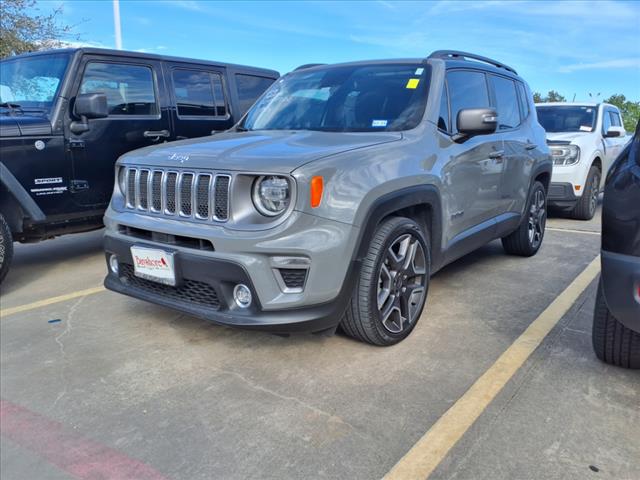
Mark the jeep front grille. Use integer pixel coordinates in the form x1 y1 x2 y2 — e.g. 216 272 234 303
123 168 231 222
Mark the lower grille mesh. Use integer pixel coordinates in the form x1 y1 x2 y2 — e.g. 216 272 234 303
279 268 308 290
120 263 221 310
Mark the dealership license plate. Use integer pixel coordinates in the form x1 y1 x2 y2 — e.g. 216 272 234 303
130 246 176 286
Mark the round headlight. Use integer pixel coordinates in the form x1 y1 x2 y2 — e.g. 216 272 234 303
118 167 127 195
252 175 290 216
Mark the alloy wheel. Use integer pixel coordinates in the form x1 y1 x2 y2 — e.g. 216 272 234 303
528 189 546 249
377 233 427 334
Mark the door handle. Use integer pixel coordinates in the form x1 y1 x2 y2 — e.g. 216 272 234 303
488 150 504 159
143 130 170 139
525 143 538 150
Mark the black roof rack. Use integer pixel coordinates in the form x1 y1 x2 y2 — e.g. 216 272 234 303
428 50 517 75
294 63 326 71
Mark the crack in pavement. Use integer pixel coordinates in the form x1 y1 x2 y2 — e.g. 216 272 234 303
205 368 369 440
52 296 86 408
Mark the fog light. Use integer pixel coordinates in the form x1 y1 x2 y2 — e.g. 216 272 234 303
109 254 119 274
233 284 252 308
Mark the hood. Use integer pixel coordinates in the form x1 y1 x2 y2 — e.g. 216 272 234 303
0 115 52 137
545 131 589 143
120 130 403 173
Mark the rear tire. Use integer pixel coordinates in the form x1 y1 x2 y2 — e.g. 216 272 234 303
0 213 14 284
502 181 546 257
592 281 640 369
571 166 600 220
340 216 430 346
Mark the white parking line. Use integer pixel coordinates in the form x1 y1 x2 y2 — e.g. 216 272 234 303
546 226 601 235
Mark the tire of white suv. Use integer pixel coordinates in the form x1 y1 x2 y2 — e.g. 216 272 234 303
0 213 13 284
592 281 640 369
341 216 430 346
571 166 601 221
502 181 547 257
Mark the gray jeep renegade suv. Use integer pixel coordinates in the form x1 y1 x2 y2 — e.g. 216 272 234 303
103 50 552 345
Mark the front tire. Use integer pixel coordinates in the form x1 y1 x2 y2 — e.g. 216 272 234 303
502 181 547 257
0 213 14 284
571 166 600 220
592 281 640 369
340 216 430 346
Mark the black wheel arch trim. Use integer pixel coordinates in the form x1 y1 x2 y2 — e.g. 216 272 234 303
354 185 444 272
531 160 553 191
0 162 46 223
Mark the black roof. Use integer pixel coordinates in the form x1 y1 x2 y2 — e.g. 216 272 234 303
2 47 279 77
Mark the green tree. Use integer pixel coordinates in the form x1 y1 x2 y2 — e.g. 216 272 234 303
532 90 567 103
0 0 76 58
604 94 640 133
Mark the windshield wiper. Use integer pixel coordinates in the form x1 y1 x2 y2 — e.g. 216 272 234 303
235 125 249 132
0 102 23 114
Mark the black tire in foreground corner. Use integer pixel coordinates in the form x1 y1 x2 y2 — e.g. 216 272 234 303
502 181 547 257
341 216 430 346
571 166 601 221
592 281 640 369
0 213 14 284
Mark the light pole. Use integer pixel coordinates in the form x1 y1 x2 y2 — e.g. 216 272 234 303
113 0 123 50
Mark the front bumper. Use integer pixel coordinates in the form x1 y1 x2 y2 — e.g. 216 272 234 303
548 182 579 208
104 235 357 334
601 250 640 333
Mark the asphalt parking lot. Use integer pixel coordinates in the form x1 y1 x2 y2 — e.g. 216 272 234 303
1 205 639 480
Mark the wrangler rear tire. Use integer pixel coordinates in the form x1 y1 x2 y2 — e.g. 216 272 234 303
0 213 13 284
592 281 640 369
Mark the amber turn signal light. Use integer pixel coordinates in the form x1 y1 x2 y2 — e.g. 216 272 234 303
310 176 324 208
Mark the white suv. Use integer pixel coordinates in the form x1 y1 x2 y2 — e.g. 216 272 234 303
535 102 627 219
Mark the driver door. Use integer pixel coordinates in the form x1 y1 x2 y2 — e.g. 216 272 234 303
66 55 172 208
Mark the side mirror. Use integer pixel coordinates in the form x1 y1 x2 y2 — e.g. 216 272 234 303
604 126 625 138
75 93 108 119
454 108 498 141
71 93 108 134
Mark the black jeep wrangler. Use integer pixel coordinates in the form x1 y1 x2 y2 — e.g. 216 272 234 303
0 48 278 282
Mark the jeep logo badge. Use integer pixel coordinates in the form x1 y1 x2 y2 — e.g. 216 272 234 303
169 153 189 163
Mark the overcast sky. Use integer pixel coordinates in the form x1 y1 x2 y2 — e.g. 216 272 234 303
45 0 640 101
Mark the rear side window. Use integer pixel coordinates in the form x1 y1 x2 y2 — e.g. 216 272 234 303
516 82 530 120
446 70 490 133
80 62 157 116
172 69 227 117
235 74 275 114
489 75 520 130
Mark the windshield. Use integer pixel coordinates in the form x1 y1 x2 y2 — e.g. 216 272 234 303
0 53 71 114
242 63 430 132
536 105 596 133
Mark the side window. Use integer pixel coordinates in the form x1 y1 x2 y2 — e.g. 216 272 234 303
235 74 275 114
172 69 227 117
610 111 622 127
602 109 612 133
438 82 450 132
516 82 530 120
446 70 490 133
80 62 157 116
488 75 520 130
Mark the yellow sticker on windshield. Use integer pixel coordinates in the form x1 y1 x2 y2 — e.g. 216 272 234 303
406 78 420 89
